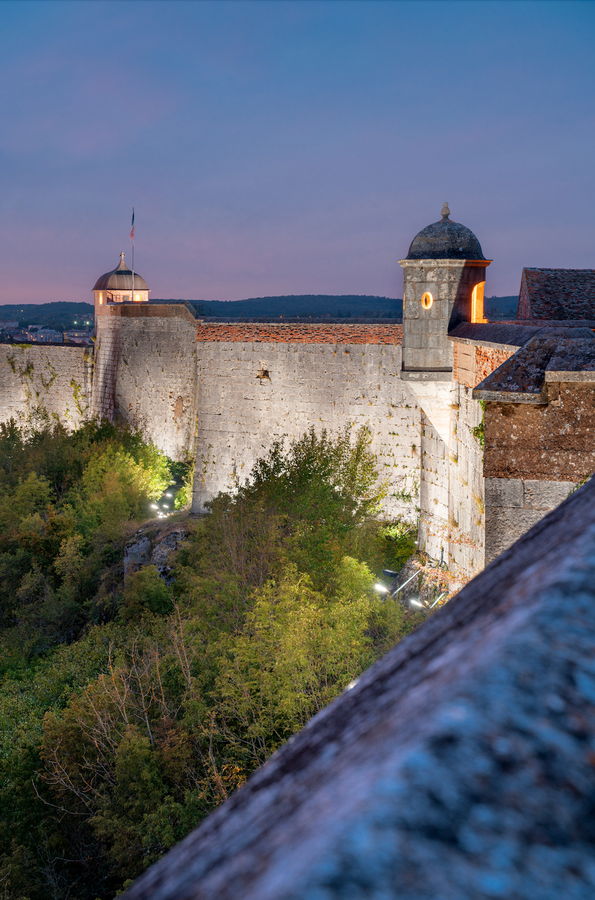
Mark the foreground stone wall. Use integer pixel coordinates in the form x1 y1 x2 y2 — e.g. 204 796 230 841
192 335 420 520
0 343 93 427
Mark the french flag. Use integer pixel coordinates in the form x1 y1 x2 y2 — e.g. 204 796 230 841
130 208 135 240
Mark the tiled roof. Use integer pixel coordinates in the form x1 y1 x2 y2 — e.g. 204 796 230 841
473 332 595 402
448 322 544 349
518 268 595 320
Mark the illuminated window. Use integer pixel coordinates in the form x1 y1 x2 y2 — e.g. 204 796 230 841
134 293 142 302
421 291 433 310
471 281 487 323
98 292 103 305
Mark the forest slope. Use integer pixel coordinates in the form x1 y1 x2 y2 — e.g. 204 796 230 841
0 421 426 899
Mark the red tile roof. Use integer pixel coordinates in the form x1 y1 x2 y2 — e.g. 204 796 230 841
518 268 595 320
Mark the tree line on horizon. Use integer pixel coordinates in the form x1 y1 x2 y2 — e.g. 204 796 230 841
0 294 519 326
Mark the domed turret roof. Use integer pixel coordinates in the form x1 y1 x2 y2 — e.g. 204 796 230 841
92 252 149 292
405 204 486 261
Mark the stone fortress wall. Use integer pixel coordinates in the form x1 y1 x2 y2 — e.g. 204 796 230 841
2 301 592 584
93 308 423 521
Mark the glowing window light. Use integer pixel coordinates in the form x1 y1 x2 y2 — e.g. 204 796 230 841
98 292 103 305
421 291 433 310
134 293 142 302
471 281 487 323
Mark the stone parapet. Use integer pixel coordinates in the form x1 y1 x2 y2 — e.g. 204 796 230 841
484 476 574 563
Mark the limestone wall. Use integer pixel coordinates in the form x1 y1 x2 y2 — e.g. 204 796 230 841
0 343 93 428
191 339 421 519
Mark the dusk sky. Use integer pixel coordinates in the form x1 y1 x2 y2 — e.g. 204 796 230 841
0 0 593 304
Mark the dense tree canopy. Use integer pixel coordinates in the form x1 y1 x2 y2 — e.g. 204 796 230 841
0 422 419 899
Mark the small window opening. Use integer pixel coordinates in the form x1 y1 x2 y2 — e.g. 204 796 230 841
471 281 487 323
421 291 433 310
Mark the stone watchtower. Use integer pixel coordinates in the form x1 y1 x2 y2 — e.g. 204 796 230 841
399 204 490 443
92 252 150 319
90 253 150 423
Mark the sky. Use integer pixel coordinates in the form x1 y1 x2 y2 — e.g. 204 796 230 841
0 0 593 304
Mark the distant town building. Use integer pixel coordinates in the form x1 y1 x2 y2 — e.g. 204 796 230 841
27 328 64 344
0 321 19 330
64 331 93 345
3 328 28 340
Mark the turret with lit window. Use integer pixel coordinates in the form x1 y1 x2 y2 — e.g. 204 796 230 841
400 204 490 380
92 252 150 317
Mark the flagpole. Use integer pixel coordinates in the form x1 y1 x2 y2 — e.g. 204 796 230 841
131 207 135 300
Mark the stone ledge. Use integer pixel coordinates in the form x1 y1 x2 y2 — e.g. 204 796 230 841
401 369 453 382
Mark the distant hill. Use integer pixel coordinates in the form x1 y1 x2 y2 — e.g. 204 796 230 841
484 295 518 319
155 295 404 318
0 302 94 331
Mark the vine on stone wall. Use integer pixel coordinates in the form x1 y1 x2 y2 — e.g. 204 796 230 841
70 378 89 418
469 399 486 449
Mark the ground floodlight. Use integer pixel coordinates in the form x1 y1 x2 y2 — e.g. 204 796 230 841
374 583 389 594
